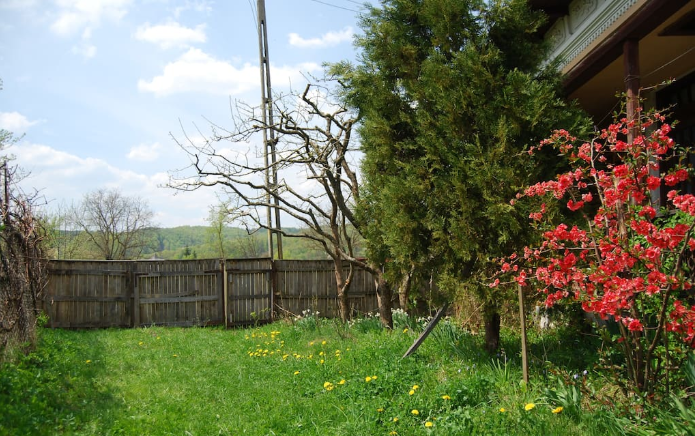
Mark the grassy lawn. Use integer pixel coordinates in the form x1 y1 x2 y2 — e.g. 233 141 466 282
0 313 681 435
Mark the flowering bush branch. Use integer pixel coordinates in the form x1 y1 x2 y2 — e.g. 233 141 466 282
493 109 695 395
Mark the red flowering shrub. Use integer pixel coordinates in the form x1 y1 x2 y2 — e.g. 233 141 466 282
495 110 695 395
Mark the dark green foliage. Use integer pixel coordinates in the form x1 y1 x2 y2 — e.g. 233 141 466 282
334 0 590 313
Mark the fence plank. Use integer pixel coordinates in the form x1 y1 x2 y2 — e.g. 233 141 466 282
44 258 378 328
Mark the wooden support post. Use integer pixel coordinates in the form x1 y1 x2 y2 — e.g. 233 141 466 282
403 303 449 358
270 258 276 322
518 284 529 384
623 38 640 143
222 258 228 328
132 263 140 328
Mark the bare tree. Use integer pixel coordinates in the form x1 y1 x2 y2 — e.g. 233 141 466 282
1 130 48 356
69 188 155 260
43 203 92 259
168 80 393 326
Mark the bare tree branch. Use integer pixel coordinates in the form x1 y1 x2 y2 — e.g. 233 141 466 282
166 78 386 322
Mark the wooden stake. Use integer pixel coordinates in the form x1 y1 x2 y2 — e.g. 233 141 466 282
403 303 449 358
518 284 529 384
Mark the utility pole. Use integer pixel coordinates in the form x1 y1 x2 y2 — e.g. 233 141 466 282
256 0 283 259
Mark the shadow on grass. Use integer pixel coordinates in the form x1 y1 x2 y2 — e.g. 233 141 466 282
0 328 125 435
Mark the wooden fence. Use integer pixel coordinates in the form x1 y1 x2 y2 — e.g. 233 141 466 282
42 258 378 328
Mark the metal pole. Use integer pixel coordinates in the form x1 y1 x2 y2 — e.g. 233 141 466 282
256 0 283 259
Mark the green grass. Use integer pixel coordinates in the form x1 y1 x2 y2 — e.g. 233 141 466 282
0 316 686 435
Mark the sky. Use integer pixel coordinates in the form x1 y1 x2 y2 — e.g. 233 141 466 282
0 0 367 228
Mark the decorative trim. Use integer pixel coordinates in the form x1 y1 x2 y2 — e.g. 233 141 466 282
569 0 598 33
545 0 639 70
547 18 568 51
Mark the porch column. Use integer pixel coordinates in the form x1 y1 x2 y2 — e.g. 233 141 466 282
623 38 640 142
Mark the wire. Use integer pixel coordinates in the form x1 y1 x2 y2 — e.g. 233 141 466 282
248 0 257 25
309 0 359 13
643 46 695 79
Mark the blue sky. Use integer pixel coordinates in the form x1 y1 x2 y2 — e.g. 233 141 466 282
0 0 366 227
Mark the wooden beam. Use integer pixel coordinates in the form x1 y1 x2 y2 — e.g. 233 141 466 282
563 0 689 95
624 38 640 142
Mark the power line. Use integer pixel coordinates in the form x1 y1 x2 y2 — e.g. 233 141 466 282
309 0 359 13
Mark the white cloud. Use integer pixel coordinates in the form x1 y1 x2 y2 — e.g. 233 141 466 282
51 0 132 36
288 27 353 48
127 141 163 161
13 141 215 227
173 0 212 19
0 0 38 9
71 41 97 58
0 111 40 132
138 48 320 97
135 21 206 49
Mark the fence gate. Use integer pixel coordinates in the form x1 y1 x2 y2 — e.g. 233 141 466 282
133 259 224 327
225 258 273 326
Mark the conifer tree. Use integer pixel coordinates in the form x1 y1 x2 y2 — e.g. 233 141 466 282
334 0 589 351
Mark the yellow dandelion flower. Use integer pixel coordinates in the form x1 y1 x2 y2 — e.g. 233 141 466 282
365 376 372 382
138 341 144 346
377 408 384 413
392 417 399 422
85 360 91 364
320 359 325 364
319 351 325 356
173 354 178 357
409 390 415 396
389 432 398 436
442 395 451 400
294 371 300 375
552 406 563 414
499 408 506 413
309 341 314 346
425 421 433 428
403 328 409 333
156 336 160 340
322 340 327 345
372 375 378 380
524 403 536 411
412 384 419 390
326 385 334 391
411 409 419 415
338 379 346 385
323 381 334 390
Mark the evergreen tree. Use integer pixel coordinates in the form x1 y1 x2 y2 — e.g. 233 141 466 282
334 0 590 351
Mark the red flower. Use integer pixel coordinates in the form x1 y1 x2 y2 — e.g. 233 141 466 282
627 318 643 332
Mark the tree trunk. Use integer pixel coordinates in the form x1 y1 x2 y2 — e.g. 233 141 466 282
484 308 501 354
398 267 414 311
333 257 350 323
375 271 393 329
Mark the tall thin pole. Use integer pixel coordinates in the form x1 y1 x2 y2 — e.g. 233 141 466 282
623 38 640 143
518 284 529 384
256 0 283 259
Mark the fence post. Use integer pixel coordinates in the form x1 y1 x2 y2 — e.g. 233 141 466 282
270 258 276 322
131 262 140 328
221 258 228 328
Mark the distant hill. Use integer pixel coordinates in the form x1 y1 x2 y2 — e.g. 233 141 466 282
143 226 336 260
48 225 363 261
